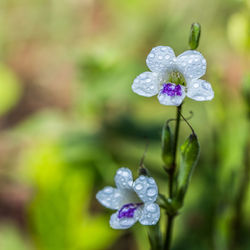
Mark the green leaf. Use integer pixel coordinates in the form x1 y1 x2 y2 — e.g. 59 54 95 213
177 133 200 205
189 23 201 50
161 121 174 169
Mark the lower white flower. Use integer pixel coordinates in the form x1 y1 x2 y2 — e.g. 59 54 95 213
132 46 214 106
96 167 160 229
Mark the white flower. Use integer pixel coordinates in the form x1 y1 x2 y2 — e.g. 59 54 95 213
96 167 160 229
132 46 214 106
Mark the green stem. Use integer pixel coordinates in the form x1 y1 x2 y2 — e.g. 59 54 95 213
164 104 182 250
164 214 174 250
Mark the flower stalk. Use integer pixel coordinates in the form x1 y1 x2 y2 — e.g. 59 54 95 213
96 22 212 250
164 104 182 250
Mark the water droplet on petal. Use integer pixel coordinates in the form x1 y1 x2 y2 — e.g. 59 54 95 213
104 187 113 193
146 203 157 212
135 184 143 191
120 219 130 226
148 178 155 184
122 171 129 177
147 188 157 197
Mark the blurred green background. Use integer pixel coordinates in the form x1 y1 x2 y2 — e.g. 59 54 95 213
0 0 250 249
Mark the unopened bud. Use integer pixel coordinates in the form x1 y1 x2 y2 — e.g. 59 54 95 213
161 121 174 169
189 23 201 50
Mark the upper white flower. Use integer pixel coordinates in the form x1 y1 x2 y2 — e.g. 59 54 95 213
132 46 214 106
96 167 160 229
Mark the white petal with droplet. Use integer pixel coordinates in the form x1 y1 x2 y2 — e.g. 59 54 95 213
157 85 186 106
132 71 162 97
139 203 160 225
187 79 214 101
96 186 123 210
176 50 206 80
115 167 134 190
109 209 141 229
133 176 158 203
146 46 176 73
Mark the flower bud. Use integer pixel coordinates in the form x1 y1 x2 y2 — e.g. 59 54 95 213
176 133 200 205
189 23 201 50
161 121 174 169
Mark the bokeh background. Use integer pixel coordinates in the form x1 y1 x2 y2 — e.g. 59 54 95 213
0 0 250 249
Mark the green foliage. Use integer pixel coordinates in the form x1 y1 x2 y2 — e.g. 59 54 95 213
0 64 22 116
0 224 31 250
24 140 118 250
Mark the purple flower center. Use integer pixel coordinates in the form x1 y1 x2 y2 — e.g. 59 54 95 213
118 203 143 219
161 83 182 97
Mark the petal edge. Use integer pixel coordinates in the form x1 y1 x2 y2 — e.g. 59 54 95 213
187 79 214 101
132 72 161 97
139 203 160 225
96 186 123 210
133 175 158 203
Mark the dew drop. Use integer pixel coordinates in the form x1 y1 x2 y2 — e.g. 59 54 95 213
147 188 157 197
104 187 113 193
148 178 155 184
122 171 129 177
135 184 143 191
146 203 157 212
120 219 131 226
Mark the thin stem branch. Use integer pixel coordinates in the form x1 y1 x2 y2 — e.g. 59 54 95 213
164 104 182 250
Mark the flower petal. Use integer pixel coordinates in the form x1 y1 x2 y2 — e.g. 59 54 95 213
115 167 133 190
146 46 176 73
157 85 186 106
133 175 158 203
187 79 214 101
96 186 123 210
139 203 160 225
176 50 206 80
132 71 162 97
109 209 141 229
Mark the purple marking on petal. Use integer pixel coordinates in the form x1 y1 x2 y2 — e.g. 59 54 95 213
118 203 143 219
161 83 182 97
